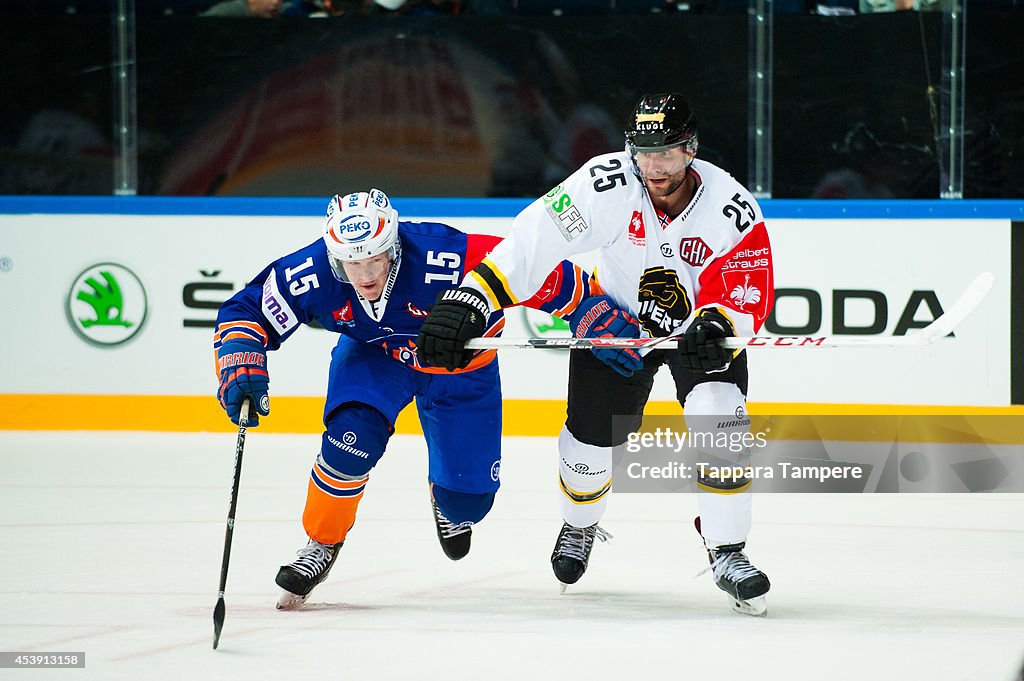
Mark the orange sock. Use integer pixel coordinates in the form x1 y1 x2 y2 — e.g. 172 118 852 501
301 461 368 545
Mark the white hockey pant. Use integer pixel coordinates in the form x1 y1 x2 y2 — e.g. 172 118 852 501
557 381 752 546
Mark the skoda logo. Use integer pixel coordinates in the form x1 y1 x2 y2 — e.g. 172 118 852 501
66 263 148 347
520 307 571 339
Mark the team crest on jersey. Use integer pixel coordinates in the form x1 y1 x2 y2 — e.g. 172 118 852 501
628 211 645 246
637 267 693 336
332 301 354 326
406 301 429 318
392 341 419 367
723 270 767 311
679 237 712 267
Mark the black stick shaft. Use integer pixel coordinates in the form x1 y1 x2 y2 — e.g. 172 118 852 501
213 398 250 650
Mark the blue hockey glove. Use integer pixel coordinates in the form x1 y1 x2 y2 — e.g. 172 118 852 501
568 296 643 377
679 308 735 373
216 339 271 426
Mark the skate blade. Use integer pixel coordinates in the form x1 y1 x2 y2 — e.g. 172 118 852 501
558 582 568 595
276 590 310 610
729 595 767 617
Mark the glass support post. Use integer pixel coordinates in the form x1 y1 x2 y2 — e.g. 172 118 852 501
748 0 773 199
939 0 965 199
112 0 138 196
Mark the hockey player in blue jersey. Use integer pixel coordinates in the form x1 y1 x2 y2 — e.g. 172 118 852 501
214 189 589 609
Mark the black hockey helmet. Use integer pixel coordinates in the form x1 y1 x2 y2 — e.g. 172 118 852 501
625 93 699 155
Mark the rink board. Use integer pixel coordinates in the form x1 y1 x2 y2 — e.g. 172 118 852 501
0 198 1022 432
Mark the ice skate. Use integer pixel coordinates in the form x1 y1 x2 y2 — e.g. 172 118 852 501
701 543 770 617
550 521 611 591
275 538 343 609
432 495 472 561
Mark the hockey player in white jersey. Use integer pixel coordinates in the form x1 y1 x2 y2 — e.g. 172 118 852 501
417 93 775 615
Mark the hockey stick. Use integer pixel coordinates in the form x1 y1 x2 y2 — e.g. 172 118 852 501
465 272 994 351
213 398 250 651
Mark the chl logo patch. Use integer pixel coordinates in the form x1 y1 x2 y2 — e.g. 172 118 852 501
679 237 712 267
637 267 693 337
490 461 501 482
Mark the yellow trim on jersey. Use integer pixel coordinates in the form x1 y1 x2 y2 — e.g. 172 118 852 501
696 479 753 495
478 258 520 306
469 270 502 311
559 476 612 505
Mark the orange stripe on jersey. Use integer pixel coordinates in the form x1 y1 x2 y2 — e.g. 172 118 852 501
412 349 497 375
312 463 367 492
215 320 269 345
220 331 263 344
552 266 586 319
589 269 604 297
302 477 365 545
482 317 506 338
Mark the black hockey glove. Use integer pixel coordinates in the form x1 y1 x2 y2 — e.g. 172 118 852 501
416 287 490 371
679 308 735 373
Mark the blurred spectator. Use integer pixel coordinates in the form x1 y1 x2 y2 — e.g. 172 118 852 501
201 0 347 16
202 0 286 16
1 98 112 194
812 168 895 198
860 0 940 11
362 0 464 13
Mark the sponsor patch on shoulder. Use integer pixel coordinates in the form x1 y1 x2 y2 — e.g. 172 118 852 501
262 271 299 335
543 184 589 242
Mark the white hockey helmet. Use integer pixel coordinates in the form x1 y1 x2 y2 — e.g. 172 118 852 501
322 189 400 279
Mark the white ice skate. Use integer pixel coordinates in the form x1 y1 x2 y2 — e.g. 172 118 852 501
697 543 770 617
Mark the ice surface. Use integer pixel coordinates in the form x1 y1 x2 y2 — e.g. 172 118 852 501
1 431 1022 680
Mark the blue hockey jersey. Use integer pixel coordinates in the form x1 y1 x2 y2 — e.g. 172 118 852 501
214 220 589 373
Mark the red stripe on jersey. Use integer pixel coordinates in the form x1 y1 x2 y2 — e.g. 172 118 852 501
696 221 774 331
464 234 504 273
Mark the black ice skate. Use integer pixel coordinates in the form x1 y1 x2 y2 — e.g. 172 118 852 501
703 543 771 617
550 521 611 592
275 538 343 609
432 495 472 561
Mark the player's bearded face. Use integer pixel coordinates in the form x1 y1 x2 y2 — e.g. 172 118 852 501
635 147 693 197
341 252 393 301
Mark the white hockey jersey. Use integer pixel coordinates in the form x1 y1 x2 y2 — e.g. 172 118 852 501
463 152 774 343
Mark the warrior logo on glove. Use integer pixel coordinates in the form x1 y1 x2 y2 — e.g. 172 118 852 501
637 267 693 337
